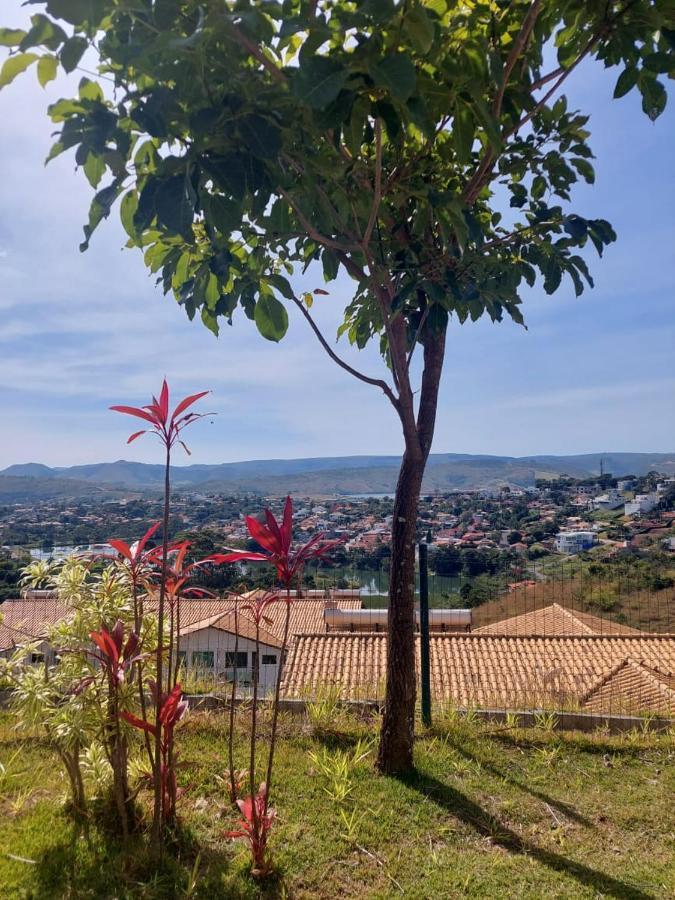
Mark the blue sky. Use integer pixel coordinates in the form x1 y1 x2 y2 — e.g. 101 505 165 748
0 3 673 469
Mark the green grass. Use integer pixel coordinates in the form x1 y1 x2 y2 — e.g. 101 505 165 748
1 710 674 899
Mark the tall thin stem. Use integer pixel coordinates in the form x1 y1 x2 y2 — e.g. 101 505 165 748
228 596 239 803
263 587 291 814
151 442 171 855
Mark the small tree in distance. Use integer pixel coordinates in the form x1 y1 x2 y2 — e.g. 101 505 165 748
1 0 672 773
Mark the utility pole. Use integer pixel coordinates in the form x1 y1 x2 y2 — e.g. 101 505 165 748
418 536 432 728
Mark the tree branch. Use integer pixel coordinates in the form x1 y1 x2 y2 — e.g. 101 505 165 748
226 22 286 84
290 295 399 409
278 188 361 253
363 118 383 248
493 0 542 119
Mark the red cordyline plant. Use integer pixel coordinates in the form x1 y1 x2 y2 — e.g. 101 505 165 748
121 682 188 826
214 498 342 873
225 784 276 877
111 380 210 852
84 621 145 839
107 522 166 768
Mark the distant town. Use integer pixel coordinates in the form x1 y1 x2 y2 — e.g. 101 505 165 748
2 469 674 604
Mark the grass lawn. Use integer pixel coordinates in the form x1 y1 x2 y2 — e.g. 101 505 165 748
0 708 673 899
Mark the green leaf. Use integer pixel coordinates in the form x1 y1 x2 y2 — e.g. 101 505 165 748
404 5 435 54
83 152 105 188
254 293 288 342
642 52 672 74
613 67 638 99
453 101 474 164
531 175 546 199
204 272 220 307
0 53 38 89
78 76 103 102
371 53 416 101
639 76 667 121
154 175 195 236
201 306 219 336
60 36 88 74
120 190 138 240
571 158 594 184
238 114 282 159
266 273 295 300
204 194 242 235
0 29 26 47
291 56 348 109
36 55 57 88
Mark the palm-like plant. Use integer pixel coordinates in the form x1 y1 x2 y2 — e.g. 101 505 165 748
111 380 210 851
215 498 342 870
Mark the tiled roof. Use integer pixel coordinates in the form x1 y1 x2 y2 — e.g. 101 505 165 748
473 603 643 637
282 633 675 714
180 611 283 648
1 595 361 651
0 598 69 651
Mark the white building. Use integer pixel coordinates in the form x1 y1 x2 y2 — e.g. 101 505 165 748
624 493 659 517
591 489 624 511
554 531 598 554
178 611 283 693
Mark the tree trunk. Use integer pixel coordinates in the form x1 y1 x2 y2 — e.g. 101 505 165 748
376 328 446 774
376 448 424 773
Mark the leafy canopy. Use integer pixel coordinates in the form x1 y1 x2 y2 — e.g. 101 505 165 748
2 0 672 351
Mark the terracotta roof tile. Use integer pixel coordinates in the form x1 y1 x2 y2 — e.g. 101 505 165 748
0 598 70 652
282 633 675 714
473 603 643 637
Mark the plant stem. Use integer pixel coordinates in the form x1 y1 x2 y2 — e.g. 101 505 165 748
151 442 171 856
263 587 291 813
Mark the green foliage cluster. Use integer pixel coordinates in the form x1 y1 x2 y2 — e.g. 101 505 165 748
2 0 672 352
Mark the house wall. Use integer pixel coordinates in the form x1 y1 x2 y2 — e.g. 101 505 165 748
177 628 280 692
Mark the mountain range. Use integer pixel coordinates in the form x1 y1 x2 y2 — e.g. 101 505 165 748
1 452 674 498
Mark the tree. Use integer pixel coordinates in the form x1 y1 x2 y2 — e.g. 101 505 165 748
2 0 672 773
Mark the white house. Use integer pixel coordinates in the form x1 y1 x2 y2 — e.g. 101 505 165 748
178 611 283 693
591 489 624 511
554 531 598 554
624 493 659 517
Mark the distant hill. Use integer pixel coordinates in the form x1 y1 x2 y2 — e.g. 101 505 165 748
1 452 674 499
0 475 129 501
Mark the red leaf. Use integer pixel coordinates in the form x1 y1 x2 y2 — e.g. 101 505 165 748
121 710 157 736
172 390 210 420
313 288 329 295
210 551 270 564
264 507 283 549
136 521 162 556
90 629 119 662
127 430 147 444
245 516 279 554
110 405 158 425
108 539 133 561
158 379 169 423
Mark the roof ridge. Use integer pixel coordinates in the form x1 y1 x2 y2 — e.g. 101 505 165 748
581 657 675 706
557 604 596 634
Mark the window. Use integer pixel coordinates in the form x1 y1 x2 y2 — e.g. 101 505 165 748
225 651 248 668
30 652 45 665
191 651 214 669
261 654 277 666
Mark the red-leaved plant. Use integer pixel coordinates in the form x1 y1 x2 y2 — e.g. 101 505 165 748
111 380 210 853
85 621 145 839
225 783 276 877
214 498 342 873
122 682 188 826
